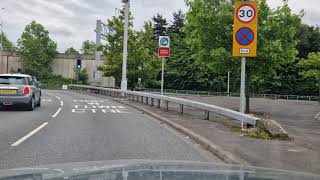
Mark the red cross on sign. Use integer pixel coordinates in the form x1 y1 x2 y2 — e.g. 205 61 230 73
158 47 170 58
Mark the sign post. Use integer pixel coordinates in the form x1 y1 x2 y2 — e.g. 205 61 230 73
232 1 258 128
158 36 170 95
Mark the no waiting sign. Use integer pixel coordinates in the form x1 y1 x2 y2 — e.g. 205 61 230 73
232 1 258 57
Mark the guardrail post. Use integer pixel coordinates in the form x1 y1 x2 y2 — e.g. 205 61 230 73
205 110 210 120
165 101 169 110
179 104 184 114
140 96 143 103
157 99 160 108
146 97 149 105
151 98 154 106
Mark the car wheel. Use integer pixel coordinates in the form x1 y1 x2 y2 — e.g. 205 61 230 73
37 96 41 107
27 97 35 111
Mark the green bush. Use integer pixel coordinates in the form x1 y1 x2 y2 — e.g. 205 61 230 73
40 74 74 89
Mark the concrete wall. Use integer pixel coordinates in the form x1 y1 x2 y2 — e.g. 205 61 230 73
0 50 111 84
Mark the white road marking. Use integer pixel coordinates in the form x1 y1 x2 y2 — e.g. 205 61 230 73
46 93 64 118
11 122 48 147
116 110 121 113
111 110 116 113
52 108 62 118
314 112 320 120
41 99 52 102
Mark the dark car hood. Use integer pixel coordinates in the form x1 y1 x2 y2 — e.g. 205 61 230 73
0 160 319 180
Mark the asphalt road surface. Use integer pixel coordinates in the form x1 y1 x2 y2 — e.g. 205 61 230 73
0 90 220 170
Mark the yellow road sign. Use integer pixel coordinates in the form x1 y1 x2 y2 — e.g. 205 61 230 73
232 1 258 57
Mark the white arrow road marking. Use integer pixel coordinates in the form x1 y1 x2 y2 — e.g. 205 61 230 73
11 122 48 147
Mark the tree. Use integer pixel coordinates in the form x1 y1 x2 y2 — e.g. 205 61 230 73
298 52 320 103
81 40 95 54
99 7 160 89
295 24 320 59
74 67 88 85
184 0 301 112
0 32 14 50
168 10 185 34
152 14 168 40
65 47 79 54
17 21 57 79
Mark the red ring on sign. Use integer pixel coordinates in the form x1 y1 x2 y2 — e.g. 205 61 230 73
236 4 257 24
235 27 255 46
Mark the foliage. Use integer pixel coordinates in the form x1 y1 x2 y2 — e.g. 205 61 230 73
17 21 57 80
295 24 320 59
168 10 185 34
99 8 161 89
65 47 79 54
40 74 74 89
152 13 168 40
74 68 89 85
298 52 320 79
81 40 95 54
0 32 14 50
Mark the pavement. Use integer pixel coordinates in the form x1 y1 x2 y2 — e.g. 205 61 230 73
0 90 222 170
108 94 320 174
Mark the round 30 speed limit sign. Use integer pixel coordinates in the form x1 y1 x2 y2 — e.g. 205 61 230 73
236 4 256 23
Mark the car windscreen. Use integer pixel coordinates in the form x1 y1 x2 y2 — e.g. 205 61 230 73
0 76 27 85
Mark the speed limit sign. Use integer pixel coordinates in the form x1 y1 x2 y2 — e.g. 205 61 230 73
232 1 258 57
237 4 256 23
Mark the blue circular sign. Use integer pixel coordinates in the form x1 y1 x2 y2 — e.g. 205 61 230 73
236 27 254 46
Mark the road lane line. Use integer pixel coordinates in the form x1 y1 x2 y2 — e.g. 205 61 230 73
315 112 320 120
60 101 64 106
52 108 62 118
11 122 48 147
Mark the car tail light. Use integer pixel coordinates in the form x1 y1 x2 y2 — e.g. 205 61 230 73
23 87 30 95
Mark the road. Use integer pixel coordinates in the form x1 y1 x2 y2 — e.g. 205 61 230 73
0 90 220 170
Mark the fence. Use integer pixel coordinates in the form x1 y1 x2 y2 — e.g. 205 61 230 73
69 85 260 126
135 88 319 101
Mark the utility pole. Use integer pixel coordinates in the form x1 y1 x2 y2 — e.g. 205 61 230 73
227 71 230 96
95 20 102 82
121 0 129 91
0 8 4 70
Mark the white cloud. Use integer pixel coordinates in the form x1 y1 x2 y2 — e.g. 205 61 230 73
0 0 319 52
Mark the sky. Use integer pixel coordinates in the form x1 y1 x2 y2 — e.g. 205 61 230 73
1 0 319 52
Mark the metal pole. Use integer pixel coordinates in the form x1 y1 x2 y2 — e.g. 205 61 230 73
0 12 3 70
240 57 246 114
77 69 79 85
121 0 129 91
95 20 102 82
161 58 165 95
227 71 230 96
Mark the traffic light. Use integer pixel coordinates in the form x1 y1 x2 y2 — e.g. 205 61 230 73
76 56 82 70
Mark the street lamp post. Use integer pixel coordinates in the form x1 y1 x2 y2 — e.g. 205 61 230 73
0 8 4 72
121 0 129 91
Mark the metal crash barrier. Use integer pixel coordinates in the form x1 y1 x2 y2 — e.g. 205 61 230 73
69 85 259 126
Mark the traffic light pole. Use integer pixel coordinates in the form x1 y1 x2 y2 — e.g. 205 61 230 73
77 69 79 85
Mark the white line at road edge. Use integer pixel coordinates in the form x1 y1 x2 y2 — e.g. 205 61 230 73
52 108 62 118
11 122 48 147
